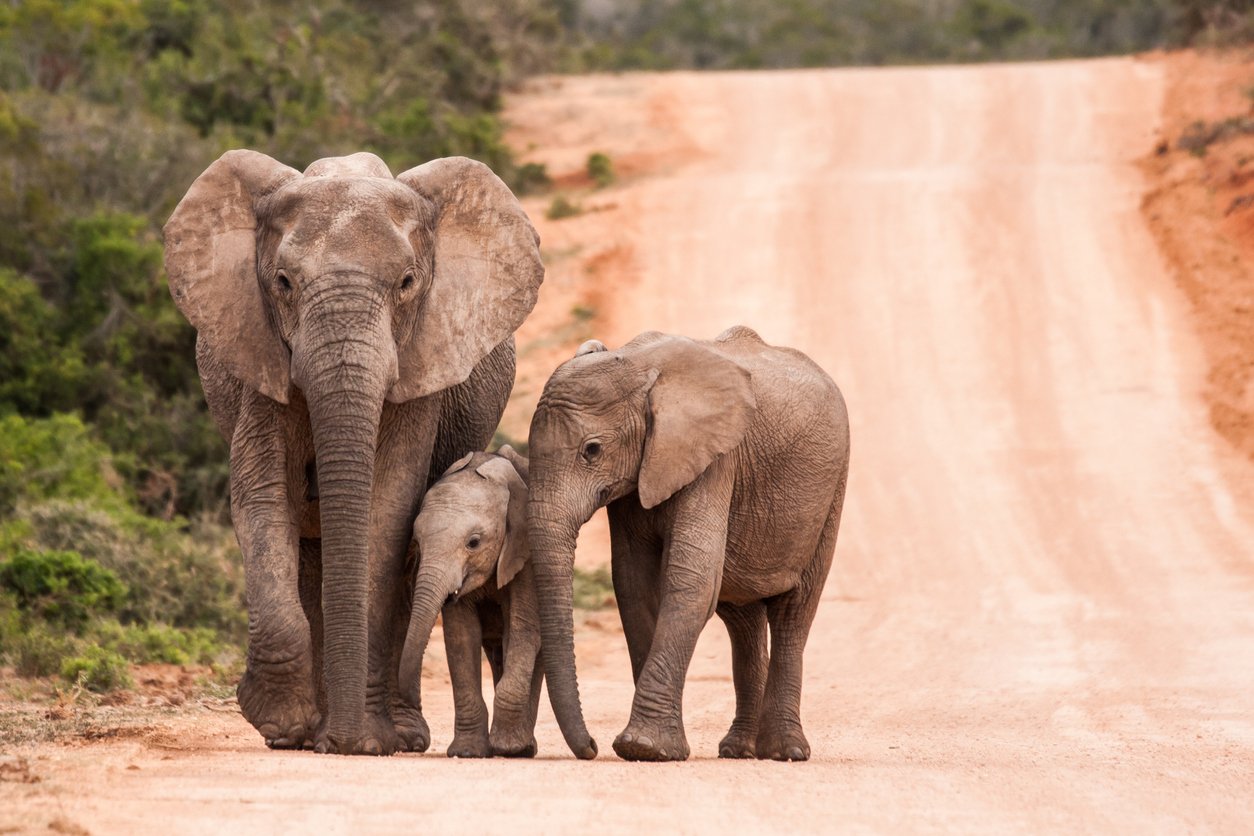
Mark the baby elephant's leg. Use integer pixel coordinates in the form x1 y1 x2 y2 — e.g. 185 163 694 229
443 601 491 758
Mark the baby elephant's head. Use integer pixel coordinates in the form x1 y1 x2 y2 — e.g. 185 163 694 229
398 446 529 702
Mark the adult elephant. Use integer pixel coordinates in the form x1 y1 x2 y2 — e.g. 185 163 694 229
163 150 542 755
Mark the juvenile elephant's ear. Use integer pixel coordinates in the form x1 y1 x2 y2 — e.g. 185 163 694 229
476 455 530 588
393 158 544 402
636 336 756 510
163 150 301 403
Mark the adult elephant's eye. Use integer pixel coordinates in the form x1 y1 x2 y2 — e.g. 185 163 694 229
582 440 602 460
400 270 415 291
467 535 482 550
276 271 292 292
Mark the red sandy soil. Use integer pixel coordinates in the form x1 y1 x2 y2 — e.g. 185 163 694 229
4 54 1254 834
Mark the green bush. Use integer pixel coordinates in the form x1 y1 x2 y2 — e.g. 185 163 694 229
0 548 126 631
12 623 78 678
95 621 222 666
573 566 615 610
546 195 583 220
8 501 246 641
0 414 125 516
586 152 614 188
61 646 133 692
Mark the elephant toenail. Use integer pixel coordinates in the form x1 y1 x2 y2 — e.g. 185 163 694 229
658 749 667 758
361 738 382 756
621 733 634 743
785 746 804 761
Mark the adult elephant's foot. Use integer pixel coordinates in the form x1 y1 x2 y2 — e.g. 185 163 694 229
447 731 491 758
311 710 401 755
489 726 537 758
393 704 430 753
756 722 810 762
717 725 757 759
612 719 690 762
237 664 318 750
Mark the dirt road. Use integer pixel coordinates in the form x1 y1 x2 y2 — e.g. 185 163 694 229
7 58 1254 833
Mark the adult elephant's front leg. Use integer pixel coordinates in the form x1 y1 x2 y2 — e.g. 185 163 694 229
366 398 439 754
232 403 317 749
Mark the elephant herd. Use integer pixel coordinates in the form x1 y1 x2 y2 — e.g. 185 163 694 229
163 151 850 762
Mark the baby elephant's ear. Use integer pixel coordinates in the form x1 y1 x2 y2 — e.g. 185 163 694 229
476 455 530 588
495 443 529 481
441 452 476 478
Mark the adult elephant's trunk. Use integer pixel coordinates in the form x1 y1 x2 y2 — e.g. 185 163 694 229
529 487 598 759
292 275 397 753
397 559 461 709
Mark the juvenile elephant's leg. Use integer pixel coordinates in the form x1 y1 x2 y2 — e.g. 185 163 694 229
367 399 437 754
444 601 491 758
716 601 768 758
613 479 731 762
490 574 541 757
609 504 662 683
757 505 841 762
232 409 318 750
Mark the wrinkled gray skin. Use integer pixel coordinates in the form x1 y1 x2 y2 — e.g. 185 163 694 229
529 326 849 762
163 151 543 755
398 445 542 758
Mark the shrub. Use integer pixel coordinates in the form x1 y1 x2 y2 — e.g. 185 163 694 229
96 621 222 665
0 414 125 516
546 195 583 220
573 566 615 610
513 161 551 195
586 152 614 188
8 501 247 641
61 646 133 692
12 624 78 677
0 548 127 631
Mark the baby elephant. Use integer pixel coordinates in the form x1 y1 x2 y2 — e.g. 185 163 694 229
399 446 542 758
528 326 849 762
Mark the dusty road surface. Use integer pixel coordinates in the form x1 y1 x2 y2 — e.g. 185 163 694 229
7 58 1254 833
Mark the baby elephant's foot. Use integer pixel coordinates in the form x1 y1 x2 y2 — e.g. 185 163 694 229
489 727 537 758
447 731 491 759
393 704 431 753
237 667 318 750
717 727 757 759
756 723 810 762
613 720 690 762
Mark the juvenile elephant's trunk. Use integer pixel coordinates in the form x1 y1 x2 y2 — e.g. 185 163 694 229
529 487 598 759
292 275 397 753
398 559 461 708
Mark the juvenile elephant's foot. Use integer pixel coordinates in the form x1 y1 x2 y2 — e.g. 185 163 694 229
756 722 810 762
392 704 431 753
237 667 318 750
447 731 491 759
717 726 758 759
489 727 537 758
612 719 690 762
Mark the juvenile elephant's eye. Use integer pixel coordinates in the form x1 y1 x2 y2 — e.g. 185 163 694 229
276 272 292 292
582 440 602 460
467 535 482 550
400 270 415 291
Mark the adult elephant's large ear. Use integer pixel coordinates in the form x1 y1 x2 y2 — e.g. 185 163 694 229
392 157 543 402
635 336 757 510
164 150 300 403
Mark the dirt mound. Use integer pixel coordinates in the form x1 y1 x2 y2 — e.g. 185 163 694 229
1141 49 1254 462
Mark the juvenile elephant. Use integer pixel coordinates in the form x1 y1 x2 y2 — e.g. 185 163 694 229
528 326 849 762
398 445 542 758
163 151 543 755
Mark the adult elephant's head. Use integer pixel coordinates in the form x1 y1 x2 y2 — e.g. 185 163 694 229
526 333 756 759
163 151 542 753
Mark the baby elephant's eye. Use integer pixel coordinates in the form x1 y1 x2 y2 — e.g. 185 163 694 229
467 535 482 550
582 440 602 461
